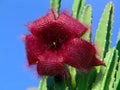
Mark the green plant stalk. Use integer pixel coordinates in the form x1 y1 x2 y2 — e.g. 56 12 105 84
94 2 114 60
114 32 120 89
116 61 120 90
79 5 92 42
92 49 113 90
38 76 47 90
116 31 120 61
47 77 55 90
103 50 118 90
50 0 61 17
68 66 76 89
109 50 118 89
76 72 90 90
54 79 67 90
72 0 86 18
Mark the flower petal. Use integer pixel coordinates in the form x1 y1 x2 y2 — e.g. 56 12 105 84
37 51 67 78
61 38 105 71
28 11 56 37
25 35 47 65
57 12 88 37
28 11 87 39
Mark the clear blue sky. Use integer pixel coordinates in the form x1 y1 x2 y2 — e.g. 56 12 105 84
0 0 119 90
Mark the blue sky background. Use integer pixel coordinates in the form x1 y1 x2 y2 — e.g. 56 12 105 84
0 0 119 90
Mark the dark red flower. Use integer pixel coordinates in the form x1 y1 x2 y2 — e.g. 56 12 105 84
25 11 105 77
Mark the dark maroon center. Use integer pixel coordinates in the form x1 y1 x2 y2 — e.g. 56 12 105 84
40 23 70 51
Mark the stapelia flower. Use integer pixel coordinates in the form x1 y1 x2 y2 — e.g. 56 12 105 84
25 11 105 77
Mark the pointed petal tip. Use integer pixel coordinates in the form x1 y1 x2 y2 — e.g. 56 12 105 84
94 57 105 66
98 60 105 66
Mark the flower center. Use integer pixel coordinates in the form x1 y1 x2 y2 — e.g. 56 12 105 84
40 23 70 51
49 41 60 50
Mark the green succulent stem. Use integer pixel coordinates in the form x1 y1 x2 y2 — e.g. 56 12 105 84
50 0 61 17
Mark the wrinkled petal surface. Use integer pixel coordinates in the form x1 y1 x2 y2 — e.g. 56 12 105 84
37 51 67 78
28 11 56 37
58 12 88 37
25 35 47 65
61 38 105 71
28 11 87 39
